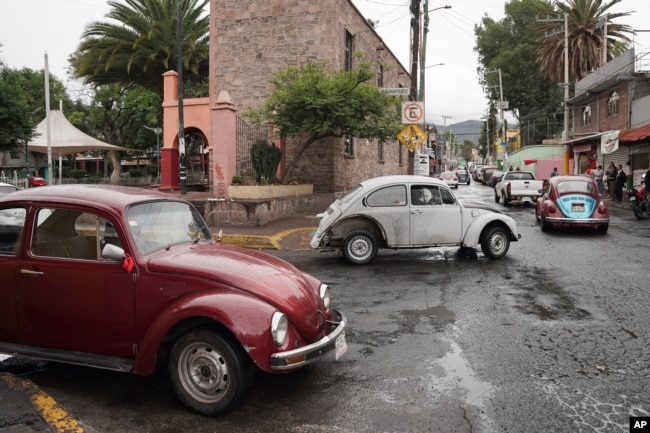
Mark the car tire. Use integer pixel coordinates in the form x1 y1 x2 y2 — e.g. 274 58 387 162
169 329 253 416
503 194 511 206
540 214 551 233
494 191 500 203
343 230 378 265
480 226 510 259
597 224 609 234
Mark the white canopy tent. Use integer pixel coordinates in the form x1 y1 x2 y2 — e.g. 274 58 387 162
27 110 135 182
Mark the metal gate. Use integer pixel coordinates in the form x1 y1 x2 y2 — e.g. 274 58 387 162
236 117 271 182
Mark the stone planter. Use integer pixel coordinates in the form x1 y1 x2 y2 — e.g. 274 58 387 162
228 184 313 200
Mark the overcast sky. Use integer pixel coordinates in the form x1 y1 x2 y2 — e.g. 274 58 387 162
1 0 649 126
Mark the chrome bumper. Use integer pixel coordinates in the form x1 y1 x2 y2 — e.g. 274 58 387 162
270 309 347 370
545 217 607 226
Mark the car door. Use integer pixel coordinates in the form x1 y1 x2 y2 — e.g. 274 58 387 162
18 206 136 357
409 184 463 245
0 206 27 343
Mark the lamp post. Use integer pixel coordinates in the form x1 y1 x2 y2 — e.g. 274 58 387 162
144 126 162 182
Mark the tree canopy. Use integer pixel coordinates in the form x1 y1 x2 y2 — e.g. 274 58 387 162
247 61 402 182
536 0 633 82
71 0 209 97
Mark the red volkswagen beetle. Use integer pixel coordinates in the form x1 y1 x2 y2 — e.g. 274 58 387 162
0 185 347 415
535 175 609 233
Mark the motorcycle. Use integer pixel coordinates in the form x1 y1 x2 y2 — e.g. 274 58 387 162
630 183 650 219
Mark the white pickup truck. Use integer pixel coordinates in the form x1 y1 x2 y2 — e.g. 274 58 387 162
494 170 545 206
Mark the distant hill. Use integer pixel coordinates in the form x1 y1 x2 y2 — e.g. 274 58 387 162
443 120 481 145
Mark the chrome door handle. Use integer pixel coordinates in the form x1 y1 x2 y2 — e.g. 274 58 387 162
20 269 44 275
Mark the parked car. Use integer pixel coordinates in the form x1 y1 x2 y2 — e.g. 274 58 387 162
439 170 459 188
472 165 486 181
535 175 609 233
0 185 347 415
310 175 520 265
28 176 47 187
489 170 504 188
456 169 471 185
480 166 499 186
0 182 19 197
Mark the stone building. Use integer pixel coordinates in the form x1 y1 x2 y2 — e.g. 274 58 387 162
209 0 411 193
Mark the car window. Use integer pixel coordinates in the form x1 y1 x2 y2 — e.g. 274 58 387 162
32 208 107 261
411 185 442 206
440 187 456 205
366 185 407 207
0 207 26 255
557 180 594 194
126 201 213 254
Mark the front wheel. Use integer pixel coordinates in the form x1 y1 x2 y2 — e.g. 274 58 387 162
632 200 647 219
343 230 378 265
169 329 253 416
480 226 510 259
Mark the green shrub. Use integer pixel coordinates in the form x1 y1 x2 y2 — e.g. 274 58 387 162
70 170 87 179
232 174 243 184
145 164 159 177
251 139 281 184
129 169 144 178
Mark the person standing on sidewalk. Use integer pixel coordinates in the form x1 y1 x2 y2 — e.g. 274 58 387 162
594 165 604 196
615 164 627 202
606 162 617 198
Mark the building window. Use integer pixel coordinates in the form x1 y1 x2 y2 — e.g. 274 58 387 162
378 140 384 162
377 65 384 87
344 134 354 156
10 152 21 160
582 105 592 125
607 92 619 117
345 31 354 71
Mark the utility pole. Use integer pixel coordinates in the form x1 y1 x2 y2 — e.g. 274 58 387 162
409 0 420 102
177 0 187 194
442 115 452 170
563 13 570 174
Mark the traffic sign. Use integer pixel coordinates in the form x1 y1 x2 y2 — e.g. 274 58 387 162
397 124 426 151
401 102 424 124
380 88 410 96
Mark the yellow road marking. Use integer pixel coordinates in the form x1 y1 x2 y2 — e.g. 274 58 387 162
0 373 84 433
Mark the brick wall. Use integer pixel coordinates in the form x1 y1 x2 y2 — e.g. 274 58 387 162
210 0 410 193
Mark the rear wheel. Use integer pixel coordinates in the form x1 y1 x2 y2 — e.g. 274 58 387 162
632 201 646 219
480 226 510 259
169 329 253 416
540 215 551 233
597 224 609 234
494 191 500 203
343 230 378 265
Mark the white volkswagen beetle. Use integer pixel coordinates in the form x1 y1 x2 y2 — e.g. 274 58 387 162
310 175 521 265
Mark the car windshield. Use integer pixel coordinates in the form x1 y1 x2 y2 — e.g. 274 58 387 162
125 200 213 254
556 180 594 195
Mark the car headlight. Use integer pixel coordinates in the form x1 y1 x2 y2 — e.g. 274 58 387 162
271 312 288 346
320 283 330 310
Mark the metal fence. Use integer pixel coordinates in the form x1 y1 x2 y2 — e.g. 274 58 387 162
236 116 272 183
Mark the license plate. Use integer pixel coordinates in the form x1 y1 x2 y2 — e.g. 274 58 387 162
335 331 348 360
571 203 585 212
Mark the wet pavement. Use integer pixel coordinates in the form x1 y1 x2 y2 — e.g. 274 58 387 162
0 192 639 432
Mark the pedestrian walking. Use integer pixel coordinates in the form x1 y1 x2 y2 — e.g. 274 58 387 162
594 165 604 196
615 164 627 202
550 167 559 177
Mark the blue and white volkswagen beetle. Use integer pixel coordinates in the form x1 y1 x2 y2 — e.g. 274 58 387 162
535 175 609 233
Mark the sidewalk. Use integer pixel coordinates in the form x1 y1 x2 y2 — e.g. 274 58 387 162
214 213 321 250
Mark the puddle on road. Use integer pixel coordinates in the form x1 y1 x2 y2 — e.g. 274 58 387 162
430 338 495 410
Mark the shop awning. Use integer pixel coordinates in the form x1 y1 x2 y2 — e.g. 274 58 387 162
619 123 650 143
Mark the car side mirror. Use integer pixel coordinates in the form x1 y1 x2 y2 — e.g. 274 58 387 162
101 243 126 261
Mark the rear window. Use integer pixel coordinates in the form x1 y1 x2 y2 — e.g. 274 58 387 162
557 180 594 194
366 185 407 207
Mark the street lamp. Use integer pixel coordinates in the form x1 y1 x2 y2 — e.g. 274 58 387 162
425 62 445 69
144 126 162 182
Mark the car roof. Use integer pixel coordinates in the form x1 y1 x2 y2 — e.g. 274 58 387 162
550 175 594 184
359 175 447 189
0 184 181 210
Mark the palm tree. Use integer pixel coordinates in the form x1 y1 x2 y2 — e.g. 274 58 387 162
70 0 209 97
536 0 634 82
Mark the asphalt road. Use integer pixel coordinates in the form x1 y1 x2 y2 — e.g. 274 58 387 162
2 182 649 433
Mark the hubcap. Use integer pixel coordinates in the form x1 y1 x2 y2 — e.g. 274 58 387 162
178 342 229 403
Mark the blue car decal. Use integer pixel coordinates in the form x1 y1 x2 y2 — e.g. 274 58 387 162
556 194 596 218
